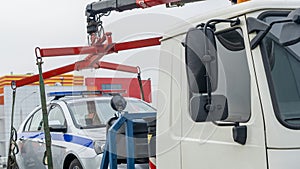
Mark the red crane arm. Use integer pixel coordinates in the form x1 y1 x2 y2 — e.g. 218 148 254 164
15 36 161 88
15 60 139 87
38 36 161 57
113 37 162 52
98 61 139 73
15 63 76 88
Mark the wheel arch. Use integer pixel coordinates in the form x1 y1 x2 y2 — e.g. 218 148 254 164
63 154 80 169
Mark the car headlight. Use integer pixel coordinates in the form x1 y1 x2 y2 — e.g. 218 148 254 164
94 140 106 154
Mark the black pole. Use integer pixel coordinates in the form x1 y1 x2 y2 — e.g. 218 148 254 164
137 67 145 101
36 54 53 169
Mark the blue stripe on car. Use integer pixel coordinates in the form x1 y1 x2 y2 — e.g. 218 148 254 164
19 132 94 148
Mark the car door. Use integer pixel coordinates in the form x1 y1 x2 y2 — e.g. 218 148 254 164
47 103 68 168
18 108 46 169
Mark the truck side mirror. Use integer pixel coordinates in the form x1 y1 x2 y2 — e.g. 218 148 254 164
280 8 300 46
185 27 228 122
185 27 218 94
190 95 228 122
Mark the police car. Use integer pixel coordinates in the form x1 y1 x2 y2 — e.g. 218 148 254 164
16 91 156 169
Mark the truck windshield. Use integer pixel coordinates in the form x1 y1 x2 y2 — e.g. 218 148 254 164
260 12 300 128
67 99 155 129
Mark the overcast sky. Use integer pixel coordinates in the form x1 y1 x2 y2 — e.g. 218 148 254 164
0 0 230 79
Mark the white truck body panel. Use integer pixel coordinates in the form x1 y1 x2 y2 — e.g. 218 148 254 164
268 149 300 169
246 9 300 149
157 0 300 168
156 37 182 169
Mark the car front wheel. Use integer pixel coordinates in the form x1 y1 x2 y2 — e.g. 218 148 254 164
68 158 83 169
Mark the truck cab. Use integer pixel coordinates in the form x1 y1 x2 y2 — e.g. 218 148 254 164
157 1 300 168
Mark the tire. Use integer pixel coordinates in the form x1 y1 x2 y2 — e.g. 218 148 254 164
68 158 83 169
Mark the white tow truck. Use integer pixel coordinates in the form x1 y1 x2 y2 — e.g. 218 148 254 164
86 0 300 168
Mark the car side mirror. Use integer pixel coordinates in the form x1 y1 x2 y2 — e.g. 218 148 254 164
49 125 67 133
49 120 67 133
185 27 218 94
280 8 300 46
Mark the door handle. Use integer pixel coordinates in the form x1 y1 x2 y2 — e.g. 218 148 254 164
38 139 45 144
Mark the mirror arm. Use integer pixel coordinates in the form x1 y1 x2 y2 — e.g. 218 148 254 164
204 18 240 30
192 18 240 102
202 18 240 108
250 18 293 49
203 62 212 107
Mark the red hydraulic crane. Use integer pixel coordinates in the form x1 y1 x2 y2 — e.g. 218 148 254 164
14 0 207 88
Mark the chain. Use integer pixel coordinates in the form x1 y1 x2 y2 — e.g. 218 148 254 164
7 81 19 169
35 49 54 169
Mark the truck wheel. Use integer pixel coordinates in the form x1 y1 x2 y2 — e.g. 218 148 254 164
68 158 83 169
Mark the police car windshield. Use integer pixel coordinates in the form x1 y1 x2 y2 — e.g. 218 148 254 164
67 99 155 129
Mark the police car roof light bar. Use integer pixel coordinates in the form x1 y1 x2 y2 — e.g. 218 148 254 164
48 90 126 100
47 90 103 97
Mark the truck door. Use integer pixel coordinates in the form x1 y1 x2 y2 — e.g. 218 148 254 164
247 9 300 169
179 16 268 169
